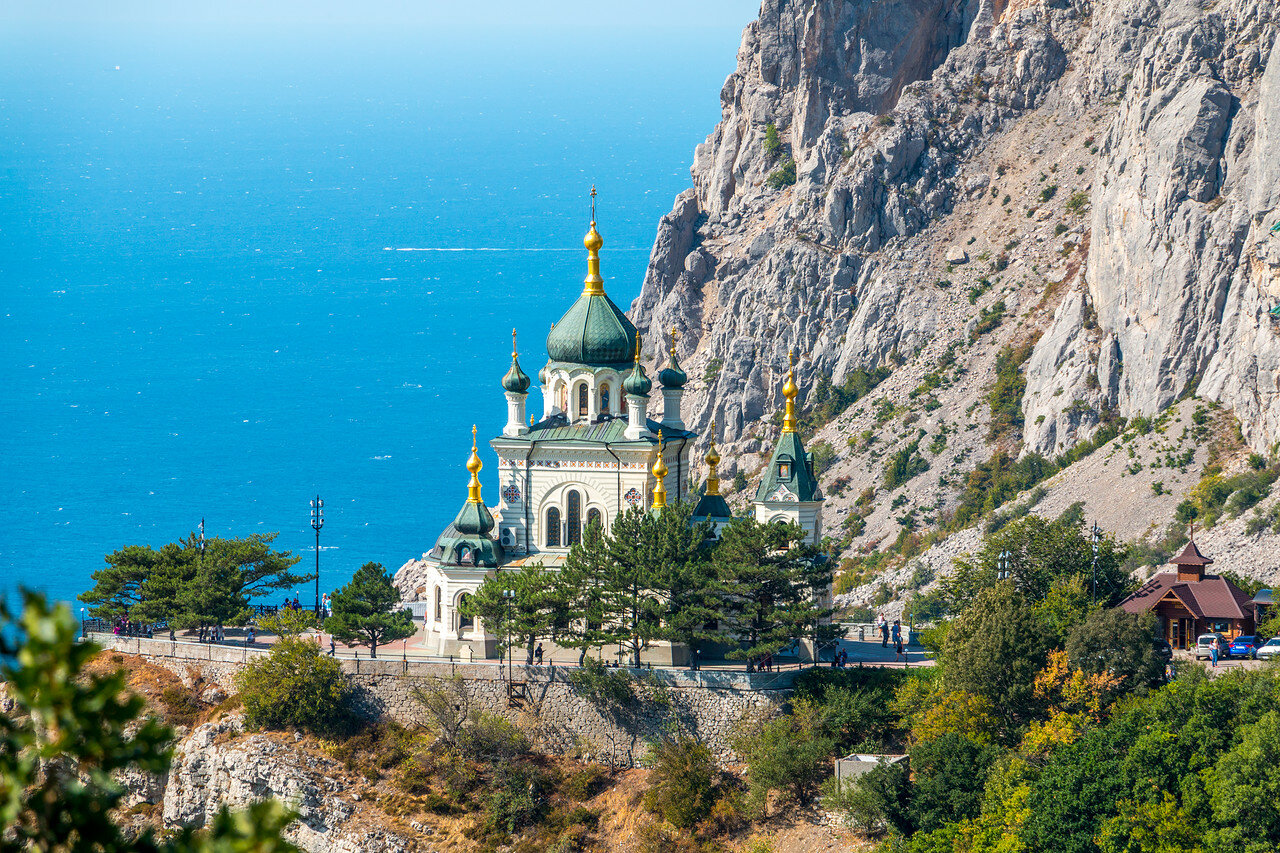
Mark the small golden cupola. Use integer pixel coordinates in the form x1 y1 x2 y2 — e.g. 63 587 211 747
781 350 800 434
465 425 484 505
693 419 734 528
704 421 721 496
651 429 669 510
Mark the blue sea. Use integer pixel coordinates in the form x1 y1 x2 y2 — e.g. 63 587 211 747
0 7 752 612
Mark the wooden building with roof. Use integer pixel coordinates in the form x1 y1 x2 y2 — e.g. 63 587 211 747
1119 537 1255 649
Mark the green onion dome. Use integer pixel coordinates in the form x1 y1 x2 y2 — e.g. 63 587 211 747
624 359 652 397
502 355 530 394
545 216 638 366
502 330 531 393
658 352 687 389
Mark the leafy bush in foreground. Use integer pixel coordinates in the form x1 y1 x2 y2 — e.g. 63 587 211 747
237 635 354 736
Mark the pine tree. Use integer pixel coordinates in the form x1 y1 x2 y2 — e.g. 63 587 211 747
79 531 308 629
599 507 663 666
0 591 299 852
324 562 415 658
713 517 827 663
462 563 567 663
646 502 719 660
556 519 615 664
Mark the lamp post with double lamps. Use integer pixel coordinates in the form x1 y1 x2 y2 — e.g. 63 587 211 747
997 550 1012 581
310 496 324 619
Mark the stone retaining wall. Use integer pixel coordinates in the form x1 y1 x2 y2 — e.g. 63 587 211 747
89 634 793 766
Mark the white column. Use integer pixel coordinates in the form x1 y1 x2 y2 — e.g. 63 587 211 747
504 391 529 437
661 387 685 430
625 394 652 440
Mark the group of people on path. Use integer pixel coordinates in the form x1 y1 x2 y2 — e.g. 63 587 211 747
877 613 908 662
112 618 153 638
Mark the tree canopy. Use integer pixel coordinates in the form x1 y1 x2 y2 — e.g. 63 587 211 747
78 531 309 629
324 562 415 657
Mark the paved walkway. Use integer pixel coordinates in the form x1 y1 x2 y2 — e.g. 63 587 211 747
138 626 935 671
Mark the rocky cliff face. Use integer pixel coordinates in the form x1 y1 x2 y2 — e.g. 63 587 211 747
631 0 1280 576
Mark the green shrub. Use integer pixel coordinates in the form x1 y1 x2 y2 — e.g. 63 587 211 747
1065 191 1089 214
569 657 635 713
810 440 838 477
766 156 797 189
563 765 610 801
236 636 353 736
732 700 835 812
1038 185 1058 203
763 122 782 157
884 440 928 490
987 340 1036 442
970 301 1006 341
642 735 719 829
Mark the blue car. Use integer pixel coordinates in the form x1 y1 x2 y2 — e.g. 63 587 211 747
1229 635 1264 659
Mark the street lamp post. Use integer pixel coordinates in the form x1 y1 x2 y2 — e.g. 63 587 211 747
1091 521 1101 604
310 495 324 618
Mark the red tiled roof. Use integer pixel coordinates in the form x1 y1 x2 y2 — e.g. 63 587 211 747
1120 571 1249 620
1171 539 1214 566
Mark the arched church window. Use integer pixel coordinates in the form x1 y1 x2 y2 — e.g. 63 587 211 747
566 490 582 546
546 507 562 547
599 383 611 413
458 594 473 633
577 383 589 418
457 545 471 565
434 586 441 622
586 508 602 534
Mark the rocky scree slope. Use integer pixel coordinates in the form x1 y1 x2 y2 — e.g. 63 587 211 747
630 0 1280 586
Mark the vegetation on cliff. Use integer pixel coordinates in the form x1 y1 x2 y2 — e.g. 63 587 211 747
0 591 297 851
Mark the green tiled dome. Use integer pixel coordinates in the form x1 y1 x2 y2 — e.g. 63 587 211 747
546 292 638 366
502 354 530 393
624 359 652 396
658 352 688 388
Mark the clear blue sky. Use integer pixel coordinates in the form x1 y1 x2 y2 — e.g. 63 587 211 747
3 1 761 35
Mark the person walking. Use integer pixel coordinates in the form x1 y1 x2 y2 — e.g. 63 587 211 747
1211 642 1219 668
879 614 889 647
534 643 544 666
329 637 336 657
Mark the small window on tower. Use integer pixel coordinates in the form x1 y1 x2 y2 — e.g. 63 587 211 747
778 462 791 479
577 383 589 418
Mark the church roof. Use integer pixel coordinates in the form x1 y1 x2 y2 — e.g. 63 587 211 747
546 293 638 366
497 415 693 446
545 201 638 367
755 430 821 503
693 492 733 520
1172 539 1214 566
1120 571 1252 620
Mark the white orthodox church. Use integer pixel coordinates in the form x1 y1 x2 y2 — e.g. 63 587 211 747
395 195 825 660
